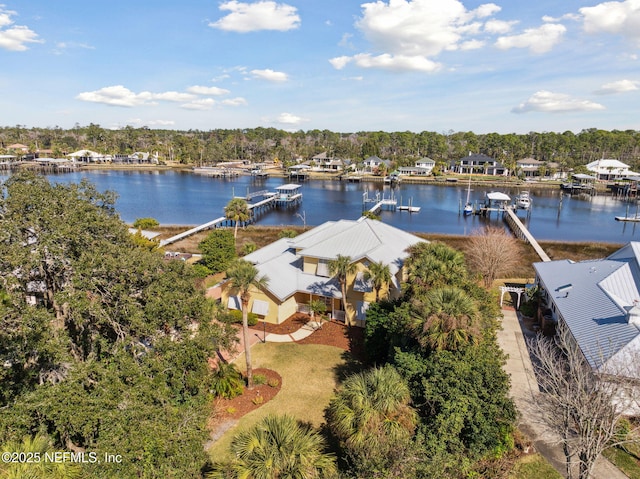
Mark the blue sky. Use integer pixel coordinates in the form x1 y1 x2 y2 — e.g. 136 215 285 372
1 0 639 134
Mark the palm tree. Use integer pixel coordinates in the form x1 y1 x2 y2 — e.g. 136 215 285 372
208 414 336 479
0 433 81 479
326 365 417 473
224 198 250 239
404 242 467 292
363 260 391 302
328 255 356 324
225 259 269 389
413 286 479 351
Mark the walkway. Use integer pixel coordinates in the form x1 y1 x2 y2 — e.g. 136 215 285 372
497 308 628 479
217 320 320 363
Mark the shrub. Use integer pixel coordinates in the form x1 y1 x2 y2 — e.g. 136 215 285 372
226 407 237 415
133 217 159 229
252 395 264 405
225 309 259 327
267 378 280 388
242 241 257 255
191 263 212 278
211 362 244 399
253 374 267 385
278 229 298 238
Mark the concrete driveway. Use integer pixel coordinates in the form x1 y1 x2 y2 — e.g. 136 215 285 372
497 308 628 479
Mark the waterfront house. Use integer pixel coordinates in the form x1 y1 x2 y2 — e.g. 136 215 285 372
398 157 435 176
68 149 112 163
516 158 568 180
534 242 640 379
311 152 343 172
586 159 637 181
6 143 29 154
451 153 509 176
220 218 427 327
363 156 392 174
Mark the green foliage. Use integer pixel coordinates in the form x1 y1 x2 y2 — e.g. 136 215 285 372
361 210 381 220
132 217 159 229
225 309 259 326
211 362 244 399
326 365 418 477
253 374 267 385
278 229 299 238
224 198 250 239
0 433 82 479
191 263 213 278
241 241 257 255
208 414 336 479
130 229 161 252
199 229 237 274
0 172 235 478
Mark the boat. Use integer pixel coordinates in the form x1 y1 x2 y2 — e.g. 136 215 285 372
463 176 473 215
516 191 532 209
615 215 640 222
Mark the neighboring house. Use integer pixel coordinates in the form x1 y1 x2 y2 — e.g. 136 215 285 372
6 143 29 153
311 152 343 171
534 242 640 379
398 157 435 176
67 149 112 163
516 158 568 180
220 218 427 327
363 156 392 173
451 153 509 176
586 159 637 181
113 152 159 164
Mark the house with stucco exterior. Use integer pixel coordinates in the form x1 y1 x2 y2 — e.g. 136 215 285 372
220 218 427 327
586 159 637 181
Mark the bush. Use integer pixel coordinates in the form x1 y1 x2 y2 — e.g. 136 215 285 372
267 378 280 388
211 362 244 399
253 374 267 385
191 263 212 278
133 217 159 229
278 229 298 238
252 395 264 405
226 309 259 327
199 230 237 274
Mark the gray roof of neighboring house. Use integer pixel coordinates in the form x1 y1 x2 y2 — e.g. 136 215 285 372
243 218 427 302
534 242 640 370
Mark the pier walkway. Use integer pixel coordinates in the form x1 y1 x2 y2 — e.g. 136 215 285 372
504 208 550 262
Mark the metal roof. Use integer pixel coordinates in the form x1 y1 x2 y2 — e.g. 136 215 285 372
534 243 640 371
243 219 426 302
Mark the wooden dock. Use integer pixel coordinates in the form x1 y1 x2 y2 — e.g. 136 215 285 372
504 208 550 262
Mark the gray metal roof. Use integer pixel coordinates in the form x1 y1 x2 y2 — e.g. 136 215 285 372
243 219 426 302
534 243 640 370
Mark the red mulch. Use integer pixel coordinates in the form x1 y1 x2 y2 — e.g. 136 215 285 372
208 368 282 432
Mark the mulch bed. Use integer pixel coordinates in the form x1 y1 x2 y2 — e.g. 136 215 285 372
208 314 366 444
208 368 282 435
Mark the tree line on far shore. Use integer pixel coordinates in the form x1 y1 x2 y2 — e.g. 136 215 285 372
2 124 640 171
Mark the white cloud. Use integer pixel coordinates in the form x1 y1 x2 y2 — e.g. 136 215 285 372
181 98 216 110
330 53 441 72
209 1 300 33
495 23 566 54
484 19 517 34
512 90 606 113
581 0 640 45
355 0 501 58
594 79 639 94
0 7 42 51
76 85 197 107
276 112 308 125
125 118 176 127
187 85 231 95
222 97 248 106
251 69 288 82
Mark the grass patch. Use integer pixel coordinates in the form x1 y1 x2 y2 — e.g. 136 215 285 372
603 447 640 479
207 342 352 461
508 454 563 479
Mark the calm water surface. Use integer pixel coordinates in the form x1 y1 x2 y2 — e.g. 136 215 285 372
4 170 639 243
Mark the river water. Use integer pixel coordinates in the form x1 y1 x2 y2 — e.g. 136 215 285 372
3 170 639 243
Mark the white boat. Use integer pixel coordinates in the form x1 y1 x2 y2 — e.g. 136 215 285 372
463 176 473 215
516 191 531 209
615 215 640 222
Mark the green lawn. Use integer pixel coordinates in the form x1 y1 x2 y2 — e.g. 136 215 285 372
508 454 563 479
604 447 640 479
207 342 352 461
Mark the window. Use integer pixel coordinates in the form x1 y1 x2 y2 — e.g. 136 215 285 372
251 299 269 316
227 296 241 310
317 259 329 277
